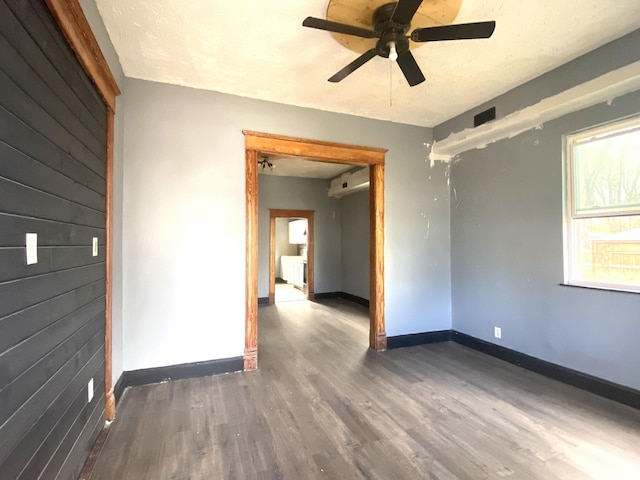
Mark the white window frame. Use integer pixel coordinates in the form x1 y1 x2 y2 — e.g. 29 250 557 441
563 115 640 293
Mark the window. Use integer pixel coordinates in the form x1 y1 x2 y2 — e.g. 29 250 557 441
564 116 640 293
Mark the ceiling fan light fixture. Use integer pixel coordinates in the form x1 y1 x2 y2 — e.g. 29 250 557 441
388 41 398 62
258 156 275 171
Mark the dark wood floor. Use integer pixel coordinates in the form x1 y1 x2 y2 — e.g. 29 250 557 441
90 299 640 479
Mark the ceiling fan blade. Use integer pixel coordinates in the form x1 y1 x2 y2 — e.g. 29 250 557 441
303 17 377 39
328 49 378 83
391 0 423 25
396 51 426 87
411 21 496 42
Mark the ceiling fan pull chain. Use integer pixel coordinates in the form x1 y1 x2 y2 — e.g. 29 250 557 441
389 60 393 107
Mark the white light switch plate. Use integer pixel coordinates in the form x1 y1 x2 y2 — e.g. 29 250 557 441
88 378 94 403
26 233 38 265
92 237 98 256
494 326 502 339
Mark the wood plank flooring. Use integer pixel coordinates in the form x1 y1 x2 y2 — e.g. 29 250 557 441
275 283 306 303
89 299 640 479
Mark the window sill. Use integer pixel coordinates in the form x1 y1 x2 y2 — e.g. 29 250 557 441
559 283 640 295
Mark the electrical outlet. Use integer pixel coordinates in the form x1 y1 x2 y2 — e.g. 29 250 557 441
494 326 502 339
88 378 94 403
92 237 98 257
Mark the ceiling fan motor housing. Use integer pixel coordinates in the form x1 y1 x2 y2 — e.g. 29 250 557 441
373 2 411 58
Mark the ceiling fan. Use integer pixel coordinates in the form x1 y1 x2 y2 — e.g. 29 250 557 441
302 0 496 87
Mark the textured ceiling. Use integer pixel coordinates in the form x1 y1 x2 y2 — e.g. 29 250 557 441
96 0 640 127
258 157 354 179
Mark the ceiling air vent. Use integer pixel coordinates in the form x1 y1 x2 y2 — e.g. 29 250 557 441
329 168 370 198
474 106 496 127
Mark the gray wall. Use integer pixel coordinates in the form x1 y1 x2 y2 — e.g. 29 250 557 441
121 77 449 370
442 29 640 390
274 217 297 278
340 189 370 300
387 159 451 335
259 176 341 296
80 0 125 386
449 90 640 390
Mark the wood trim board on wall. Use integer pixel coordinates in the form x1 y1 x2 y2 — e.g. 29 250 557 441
45 0 120 421
43 0 120 109
269 209 315 304
243 131 387 371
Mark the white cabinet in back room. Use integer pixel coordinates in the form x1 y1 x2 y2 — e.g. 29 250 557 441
281 255 304 290
290 260 304 289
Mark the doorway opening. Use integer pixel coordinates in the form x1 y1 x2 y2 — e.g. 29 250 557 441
243 131 386 370
269 209 314 304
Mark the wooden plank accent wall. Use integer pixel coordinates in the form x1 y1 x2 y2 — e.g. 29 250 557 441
0 1 108 478
45 0 120 422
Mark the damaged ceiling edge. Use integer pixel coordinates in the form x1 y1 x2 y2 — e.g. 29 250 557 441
429 60 640 163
